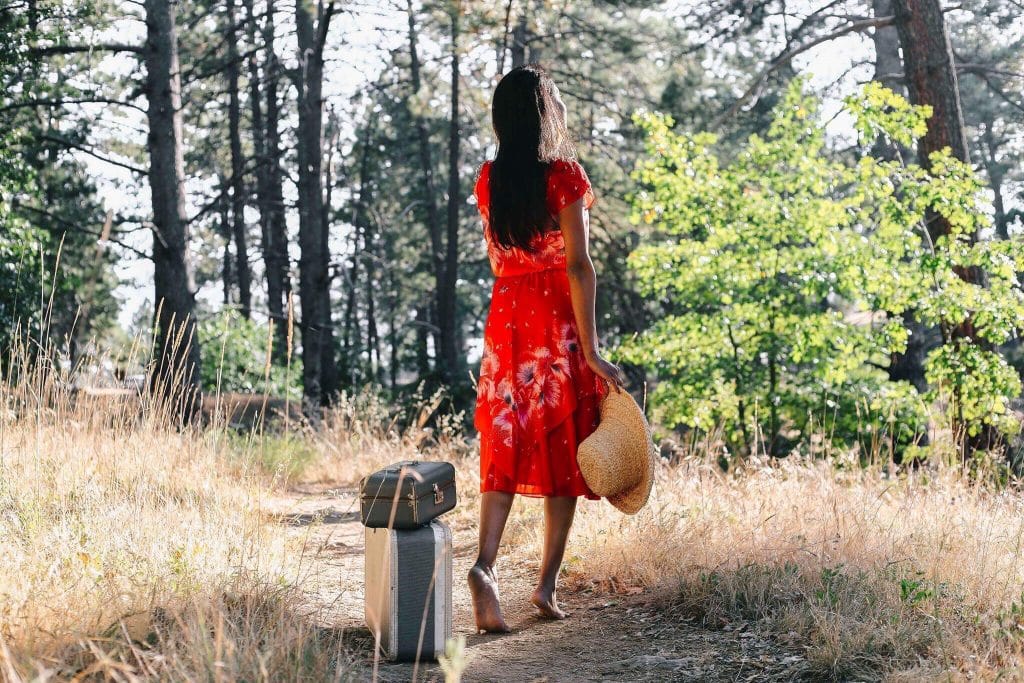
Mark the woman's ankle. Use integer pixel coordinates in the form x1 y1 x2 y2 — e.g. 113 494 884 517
470 560 495 576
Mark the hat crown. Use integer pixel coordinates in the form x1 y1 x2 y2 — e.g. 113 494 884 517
576 387 656 514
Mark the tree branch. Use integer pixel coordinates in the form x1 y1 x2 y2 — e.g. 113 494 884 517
957 63 1024 80
38 134 148 175
0 97 147 115
29 43 142 57
712 16 896 128
316 1 337 56
19 205 153 260
972 71 1024 115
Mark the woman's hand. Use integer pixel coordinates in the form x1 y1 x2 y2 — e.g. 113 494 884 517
585 351 626 392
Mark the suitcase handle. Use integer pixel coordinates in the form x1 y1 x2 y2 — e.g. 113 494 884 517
385 460 421 474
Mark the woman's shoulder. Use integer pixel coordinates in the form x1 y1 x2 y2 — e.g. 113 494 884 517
546 157 595 212
547 157 586 178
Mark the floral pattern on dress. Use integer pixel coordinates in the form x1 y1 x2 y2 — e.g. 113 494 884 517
472 158 606 499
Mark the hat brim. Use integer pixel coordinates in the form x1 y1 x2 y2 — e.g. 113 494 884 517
605 440 656 514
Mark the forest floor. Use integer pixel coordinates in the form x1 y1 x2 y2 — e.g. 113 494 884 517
8 387 1023 680
265 483 808 682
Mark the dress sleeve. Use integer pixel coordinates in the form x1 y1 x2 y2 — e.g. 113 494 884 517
548 159 596 215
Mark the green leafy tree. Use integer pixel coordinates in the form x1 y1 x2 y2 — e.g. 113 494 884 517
0 155 44 361
620 81 1024 460
848 83 1024 447
1 2 122 365
0 9 45 361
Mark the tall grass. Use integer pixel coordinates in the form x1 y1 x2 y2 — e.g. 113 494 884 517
559 446 1024 680
0 331 474 680
4 331 1024 680
0 351 328 679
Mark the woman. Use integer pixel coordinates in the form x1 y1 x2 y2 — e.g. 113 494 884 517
469 64 625 634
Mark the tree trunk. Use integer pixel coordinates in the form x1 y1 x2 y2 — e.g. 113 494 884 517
892 0 971 179
144 0 201 422
319 124 340 401
981 121 1009 241
871 0 903 90
226 0 251 318
874 0 930 398
893 0 999 455
415 302 431 379
497 0 513 75
388 268 398 390
319 111 340 398
871 0 905 162
340 249 358 386
511 12 527 68
263 0 290 359
339 116 376 385
219 183 232 305
405 0 444 377
243 0 283 360
295 0 337 415
437 4 463 384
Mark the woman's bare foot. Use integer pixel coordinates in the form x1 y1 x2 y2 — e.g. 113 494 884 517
468 564 511 633
530 587 568 620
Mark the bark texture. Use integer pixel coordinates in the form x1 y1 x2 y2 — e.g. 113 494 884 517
262 0 290 359
295 0 338 415
226 0 251 318
144 0 201 422
439 5 463 383
893 0 999 454
892 0 971 181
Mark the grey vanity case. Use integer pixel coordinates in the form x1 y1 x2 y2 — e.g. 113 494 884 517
364 519 453 662
359 460 456 529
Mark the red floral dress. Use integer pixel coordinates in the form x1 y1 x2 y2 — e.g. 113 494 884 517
473 159 608 499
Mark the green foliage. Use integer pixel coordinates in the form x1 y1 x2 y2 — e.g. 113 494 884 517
0 3 121 362
0 191 45 358
898 572 935 607
621 80 1024 458
0 12 41 357
224 432 318 483
0 140 44 360
200 309 300 398
996 592 1024 642
845 81 931 149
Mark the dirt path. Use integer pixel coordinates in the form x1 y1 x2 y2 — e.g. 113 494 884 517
263 485 807 682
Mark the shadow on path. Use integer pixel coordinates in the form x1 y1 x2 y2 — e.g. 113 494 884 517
364 590 809 683
276 507 361 527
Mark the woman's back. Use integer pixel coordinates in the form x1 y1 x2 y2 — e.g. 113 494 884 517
475 158 596 278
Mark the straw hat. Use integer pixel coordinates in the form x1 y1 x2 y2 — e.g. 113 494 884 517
577 386 657 514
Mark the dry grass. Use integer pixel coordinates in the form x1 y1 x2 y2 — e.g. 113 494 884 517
560 450 1024 680
0 390 349 680
3 351 1024 680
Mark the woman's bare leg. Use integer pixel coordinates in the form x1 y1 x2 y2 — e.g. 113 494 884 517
468 491 515 633
531 496 577 619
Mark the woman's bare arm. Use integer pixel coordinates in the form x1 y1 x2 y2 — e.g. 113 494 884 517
559 198 625 390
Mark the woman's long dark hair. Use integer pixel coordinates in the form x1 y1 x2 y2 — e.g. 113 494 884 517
488 64 576 251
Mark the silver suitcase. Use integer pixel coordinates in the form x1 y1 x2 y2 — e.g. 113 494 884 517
364 520 453 662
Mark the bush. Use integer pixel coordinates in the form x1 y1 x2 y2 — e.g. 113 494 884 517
200 309 301 399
